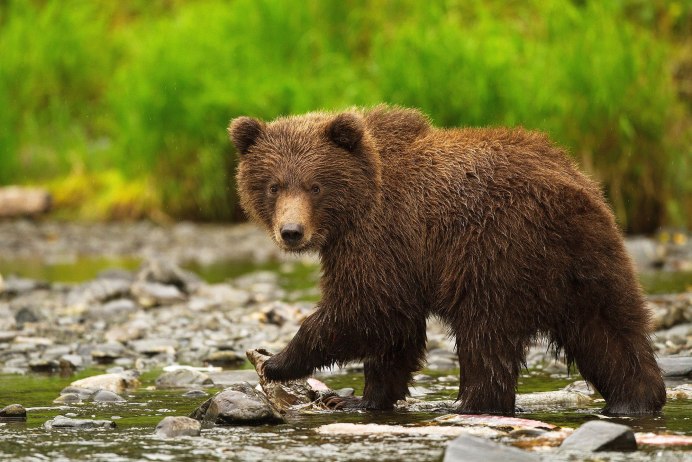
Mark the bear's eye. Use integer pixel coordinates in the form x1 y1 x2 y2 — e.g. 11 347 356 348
310 184 321 195
268 184 279 195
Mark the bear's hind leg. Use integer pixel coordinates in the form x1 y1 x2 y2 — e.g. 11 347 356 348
564 316 665 416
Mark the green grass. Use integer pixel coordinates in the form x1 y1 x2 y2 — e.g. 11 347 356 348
0 0 689 232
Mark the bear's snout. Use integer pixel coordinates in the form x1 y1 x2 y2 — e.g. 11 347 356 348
280 223 304 245
274 193 312 250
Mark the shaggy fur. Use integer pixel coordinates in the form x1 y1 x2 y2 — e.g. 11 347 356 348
229 105 666 416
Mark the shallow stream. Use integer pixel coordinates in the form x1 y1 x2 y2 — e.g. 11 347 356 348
0 257 690 461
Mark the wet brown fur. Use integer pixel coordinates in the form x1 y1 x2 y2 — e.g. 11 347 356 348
229 105 666 416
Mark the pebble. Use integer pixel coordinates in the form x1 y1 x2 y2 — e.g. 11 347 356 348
44 415 116 430
70 371 140 394
155 369 213 389
93 390 126 402
154 416 201 438
657 355 692 377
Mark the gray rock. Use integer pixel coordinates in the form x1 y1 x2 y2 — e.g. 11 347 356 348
444 434 540 462
560 420 637 452
204 350 245 368
189 383 285 426
154 416 201 438
131 282 185 307
137 259 201 293
28 359 60 373
515 391 592 410
66 278 131 309
70 371 140 394
60 386 98 400
88 298 138 321
207 370 259 387
155 369 213 389
657 356 692 377
2 276 48 296
91 342 126 363
183 390 209 398
44 415 116 430
130 338 177 356
59 354 84 369
93 389 126 402
53 393 82 404
625 237 663 270
562 380 596 395
335 387 355 398
0 404 27 422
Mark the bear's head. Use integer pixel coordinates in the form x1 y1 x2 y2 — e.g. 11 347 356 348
229 111 382 252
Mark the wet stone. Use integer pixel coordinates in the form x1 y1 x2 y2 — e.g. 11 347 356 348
70 371 140 394
155 369 213 389
562 380 595 395
60 386 98 400
183 390 208 398
204 350 245 368
560 420 637 452
657 355 692 377
130 338 177 356
44 415 116 430
443 434 540 462
54 393 82 404
28 359 60 373
93 389 126 402
154 416 201 438
0 404 27 422
189 383 285 426
131 282 185 307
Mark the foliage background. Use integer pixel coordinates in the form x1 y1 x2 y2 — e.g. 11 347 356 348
0 0 689 232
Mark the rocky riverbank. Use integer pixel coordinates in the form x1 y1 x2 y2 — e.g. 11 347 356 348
0 220 690 461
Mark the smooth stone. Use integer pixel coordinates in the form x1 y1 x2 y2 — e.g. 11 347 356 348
155 369 213 389
560 420 637 452
189 383 284 426
44 415 116 430
131 282 185 307
515 391 592 410
657 356 692 377
204 350 245 368
443 434 541 462
53 393 82 404
667 384 692 399
70 371 140 394
130 338 178 356
60 386 98 400
136 259 201 293
59 354 84 369
154 416 201 438
207 370 259 387
28 359 60 373
183 390 208 398
334 387 355 398
93 390 126 402
562 380 596 395
0 404 27 422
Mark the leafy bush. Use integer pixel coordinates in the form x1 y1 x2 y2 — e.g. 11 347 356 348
0 0 688 232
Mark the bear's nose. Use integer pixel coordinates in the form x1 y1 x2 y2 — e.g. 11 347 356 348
280 223 304 245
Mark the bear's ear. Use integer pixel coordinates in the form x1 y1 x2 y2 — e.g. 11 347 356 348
228 116 265 155
326 113 364 152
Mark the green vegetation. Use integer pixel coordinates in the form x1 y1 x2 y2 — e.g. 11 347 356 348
1 0 689 232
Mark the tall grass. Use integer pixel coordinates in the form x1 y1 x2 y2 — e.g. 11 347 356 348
0 0 689 232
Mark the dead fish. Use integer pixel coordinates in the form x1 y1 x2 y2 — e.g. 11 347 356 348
635 433 692 447
434 414 558 431
246 348 324 411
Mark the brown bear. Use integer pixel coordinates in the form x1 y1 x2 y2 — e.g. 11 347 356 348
229 105 666 416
